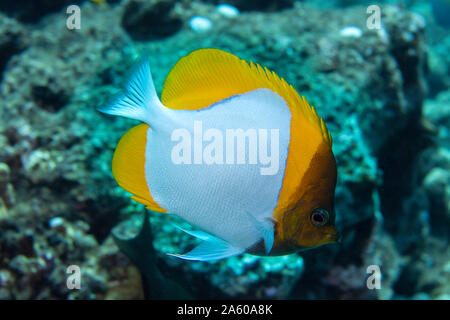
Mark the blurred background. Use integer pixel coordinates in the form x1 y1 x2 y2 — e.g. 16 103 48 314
0 0 448 300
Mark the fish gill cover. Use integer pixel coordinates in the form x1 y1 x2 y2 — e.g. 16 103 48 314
0 0 448 300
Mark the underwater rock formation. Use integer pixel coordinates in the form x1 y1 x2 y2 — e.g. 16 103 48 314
122 0 183 41
0 0 81 23
204 0 294 12
0 0 448 299
0 14 28 80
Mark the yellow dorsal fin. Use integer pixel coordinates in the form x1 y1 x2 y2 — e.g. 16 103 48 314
161 48 332 147
112 124 166 213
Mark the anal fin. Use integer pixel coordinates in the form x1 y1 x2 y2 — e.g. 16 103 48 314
168 226 244 261
111 124 166 213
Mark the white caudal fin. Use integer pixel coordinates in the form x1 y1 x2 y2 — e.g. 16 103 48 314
98 60 164 124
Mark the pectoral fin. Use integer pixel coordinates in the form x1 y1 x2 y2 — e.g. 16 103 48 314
245 212 275 254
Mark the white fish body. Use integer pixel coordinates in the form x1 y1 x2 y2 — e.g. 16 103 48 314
146 88 292 253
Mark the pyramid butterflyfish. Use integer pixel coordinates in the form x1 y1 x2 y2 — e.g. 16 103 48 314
99 49 339 261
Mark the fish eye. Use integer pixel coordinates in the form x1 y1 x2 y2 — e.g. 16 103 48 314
310 209 329 227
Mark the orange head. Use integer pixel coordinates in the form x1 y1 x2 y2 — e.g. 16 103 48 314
273 140 339 254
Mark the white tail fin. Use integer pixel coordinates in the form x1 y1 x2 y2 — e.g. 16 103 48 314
98 60 164 124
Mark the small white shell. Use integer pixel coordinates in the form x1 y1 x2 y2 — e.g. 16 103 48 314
339 26 363 38
49 217 64 228
189 16 213 33
217 4 239 18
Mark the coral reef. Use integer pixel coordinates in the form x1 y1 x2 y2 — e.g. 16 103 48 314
122 0 182 41
0 0 448 299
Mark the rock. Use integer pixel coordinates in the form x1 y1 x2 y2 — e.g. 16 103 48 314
424 168 450 201
0 13 28 79
424 90 450 132
121 0 182 41
204 0 294 12
0 0 80 23
0 162 10 182
423 168 450 236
